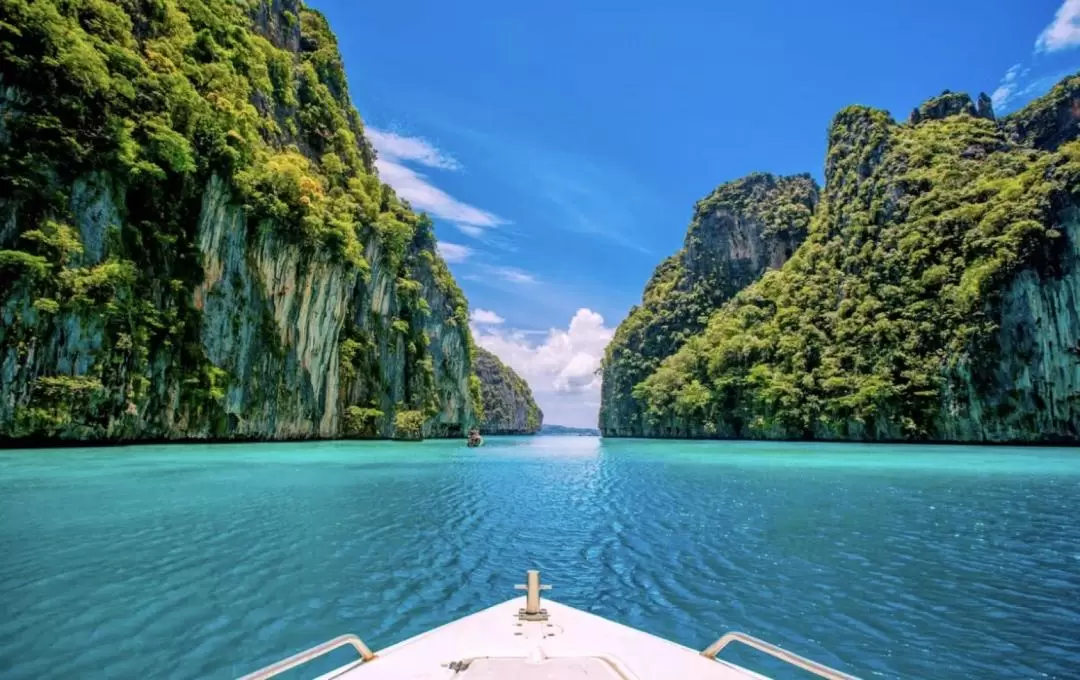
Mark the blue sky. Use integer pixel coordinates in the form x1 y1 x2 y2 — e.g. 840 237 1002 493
312 0 1080 427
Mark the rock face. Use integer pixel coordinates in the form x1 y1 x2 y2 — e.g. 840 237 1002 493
599 173 818 437
1004 74 1080 151
603 77 1080 443
0 0 480 441
909 90 996 125
473 347 542 435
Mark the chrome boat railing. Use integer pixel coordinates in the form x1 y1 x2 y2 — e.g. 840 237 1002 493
701 631 858 680
238 634 376 680
239 571 861 679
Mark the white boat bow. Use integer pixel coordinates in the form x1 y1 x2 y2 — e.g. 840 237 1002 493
240 570 859 680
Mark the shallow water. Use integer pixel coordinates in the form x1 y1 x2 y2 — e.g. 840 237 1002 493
1 437 1078 679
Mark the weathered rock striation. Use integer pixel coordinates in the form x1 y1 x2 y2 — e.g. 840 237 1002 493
0 0 481 442
599 174 818 436
473 347 542 435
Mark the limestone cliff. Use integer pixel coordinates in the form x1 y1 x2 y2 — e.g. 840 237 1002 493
0 0 479 441
599 174 818 437
605 75 1080 443
473 347 542 435
936 75 1080 440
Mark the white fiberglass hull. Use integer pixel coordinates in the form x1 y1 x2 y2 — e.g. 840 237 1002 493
242 571 857 680
324 596 764 680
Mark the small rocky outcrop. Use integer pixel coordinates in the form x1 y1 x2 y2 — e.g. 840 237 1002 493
909 90 995 124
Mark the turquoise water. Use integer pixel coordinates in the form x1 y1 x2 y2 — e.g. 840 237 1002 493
1 437 1079 679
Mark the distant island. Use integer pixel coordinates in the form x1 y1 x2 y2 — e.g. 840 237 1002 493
540 424 600 436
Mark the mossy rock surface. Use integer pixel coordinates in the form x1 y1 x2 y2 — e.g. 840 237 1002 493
602 79 1080 443
0 0 479 442
473 347 542 435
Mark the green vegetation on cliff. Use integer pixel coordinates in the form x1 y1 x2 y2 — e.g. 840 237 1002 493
606 79 1080 442
473 347 542 434
599 173 818 436
0 0 476 440
1004 74 1080 151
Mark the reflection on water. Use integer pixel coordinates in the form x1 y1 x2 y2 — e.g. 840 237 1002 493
0 437 1078 679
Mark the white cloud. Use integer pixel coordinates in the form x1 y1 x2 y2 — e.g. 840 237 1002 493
373 158 503 228
452 125 661 254
470 308 505 325
491 266 537 284
466 266 537 285
364 128 460 170
989 0 1080 114
991 66 1077 114
366 127 505 231
456 224 485 238
472 308 615 428
1037 0 1080 53
437 241 472 263
991 63 1029 110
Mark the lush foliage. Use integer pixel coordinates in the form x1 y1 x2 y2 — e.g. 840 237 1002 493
473 347 542 434
343 405 382 438
909 90 993 125
1003 74 1080 151
0 0 476 439
627 91 1080 440
392 409 425 440
599 174 817 435
468 373 485 424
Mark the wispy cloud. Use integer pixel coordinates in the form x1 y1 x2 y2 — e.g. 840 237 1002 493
510 151 656 256
456 224 485 238
1037 0 1080 53
464 266 537 285
472 308 615 428
991 63 1030 110
989 2 1080 114
470 308 504 325
490 266 537 284
364 128 460 170
436 241 472 263
366 127 505 232
990 65 1080 115
417 119 660 255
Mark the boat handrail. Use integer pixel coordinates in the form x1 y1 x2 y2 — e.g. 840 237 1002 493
238 634 376 680
701 631 858 680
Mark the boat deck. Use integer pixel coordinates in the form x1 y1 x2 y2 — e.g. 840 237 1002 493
326 597 765 679
244 571 857 680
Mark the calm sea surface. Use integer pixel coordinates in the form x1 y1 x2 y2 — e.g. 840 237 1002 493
1 437 1078 679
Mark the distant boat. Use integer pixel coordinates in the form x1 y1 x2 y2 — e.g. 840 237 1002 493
240 570 858 679
467 429 484 447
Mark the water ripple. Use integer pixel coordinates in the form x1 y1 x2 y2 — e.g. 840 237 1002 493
1 439 1078 679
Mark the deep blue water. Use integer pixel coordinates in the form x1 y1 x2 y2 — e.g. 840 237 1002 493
1 437 1079 679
